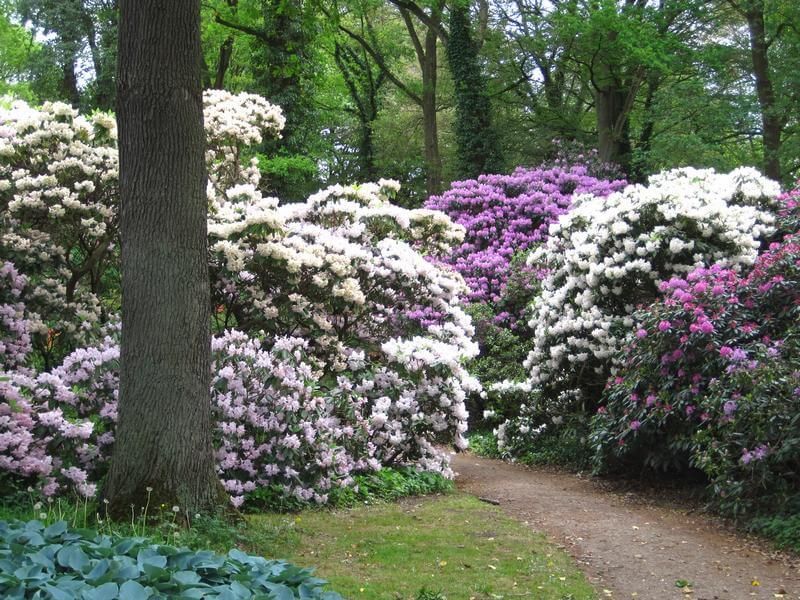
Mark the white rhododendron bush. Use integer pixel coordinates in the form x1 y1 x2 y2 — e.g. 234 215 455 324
0 92 479 506
490 167 781 450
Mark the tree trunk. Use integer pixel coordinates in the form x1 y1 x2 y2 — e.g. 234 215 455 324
446 4 503 179
743 1 781 181
595 82 633 173
214 37 235 89
60 58 81 107
103 0 223 518
421 24 442 196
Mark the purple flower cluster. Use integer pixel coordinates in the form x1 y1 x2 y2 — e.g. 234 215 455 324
1 325 472 507
425 165 625 307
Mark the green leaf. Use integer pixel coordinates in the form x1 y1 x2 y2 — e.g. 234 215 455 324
56 545 90 572
44 521 68 539
82 582 120 600
86 558 110 582
119 579 151 600
44 583 78 600
263 581 296 600
173 570 202 586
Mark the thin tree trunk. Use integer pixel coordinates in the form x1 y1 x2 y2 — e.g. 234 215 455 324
103 0 223 517
420 22 442 196
214 37 234 89
61 58 81 107
743 1 781 181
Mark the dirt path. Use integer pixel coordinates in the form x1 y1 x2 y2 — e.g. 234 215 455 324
452 452 800 600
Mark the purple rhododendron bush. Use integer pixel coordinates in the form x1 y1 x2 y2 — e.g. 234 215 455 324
591 188 800 516
0 93 479 507
425 165 626 323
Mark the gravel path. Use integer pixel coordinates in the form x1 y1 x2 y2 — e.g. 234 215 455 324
452 452 800 600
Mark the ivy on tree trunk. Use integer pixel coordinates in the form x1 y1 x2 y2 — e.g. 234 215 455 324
446 3 503 179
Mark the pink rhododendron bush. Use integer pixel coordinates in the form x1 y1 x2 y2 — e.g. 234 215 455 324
0 92 479 507
591 214 800 516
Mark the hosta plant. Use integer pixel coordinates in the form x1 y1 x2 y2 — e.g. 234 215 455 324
0 519 342 599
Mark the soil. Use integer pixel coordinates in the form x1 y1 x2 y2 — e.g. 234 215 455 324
452 452 800 600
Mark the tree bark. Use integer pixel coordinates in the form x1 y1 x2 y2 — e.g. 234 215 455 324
103 0 223 517
421 24 442 196
742 0 781 181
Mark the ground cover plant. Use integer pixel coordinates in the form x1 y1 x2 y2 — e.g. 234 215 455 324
0 518 342 599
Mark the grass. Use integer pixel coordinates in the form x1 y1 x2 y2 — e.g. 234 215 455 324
0 486 597 599
247 493 597 599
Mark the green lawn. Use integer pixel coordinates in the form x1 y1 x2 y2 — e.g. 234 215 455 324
247 493 597 600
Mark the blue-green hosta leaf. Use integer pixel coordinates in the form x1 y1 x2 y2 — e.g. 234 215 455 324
262 581 296 600
0 558 18 574
13 564 47 584
43 521 68 540
44 583 78 600
0 583 25 599
169 550 196 571
119 579 151 600
86 558 110 582
137 548 168 571
56 544 90 572
113 538 140 556
173 570 203 586
81 582 119 600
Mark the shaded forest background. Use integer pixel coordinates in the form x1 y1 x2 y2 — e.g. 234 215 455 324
2 0 798 203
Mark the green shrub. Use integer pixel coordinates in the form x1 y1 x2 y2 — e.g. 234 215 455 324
242 467 452 512
748 513 800 553
0 519 342 599
327 468 453 507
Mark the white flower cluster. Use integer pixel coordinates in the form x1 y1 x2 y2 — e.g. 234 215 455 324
524 166 780 401
0 100 119 359
208 176 480 465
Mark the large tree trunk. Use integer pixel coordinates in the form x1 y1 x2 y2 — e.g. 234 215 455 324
595 83 632 171
103 0 223 518
742 0 781 181
60 58 81 107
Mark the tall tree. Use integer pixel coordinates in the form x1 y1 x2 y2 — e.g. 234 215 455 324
103 0 222 517
328 0 446 196
333 22 387 180
205 0 322 199
727 0 785 181
446 1 503 178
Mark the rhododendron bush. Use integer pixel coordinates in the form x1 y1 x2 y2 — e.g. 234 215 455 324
425 166 625 321
0 101 118 367
425 166 626 426
524 167 780 404
592 220 800 515
0 92 478 506
487 167 783 460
